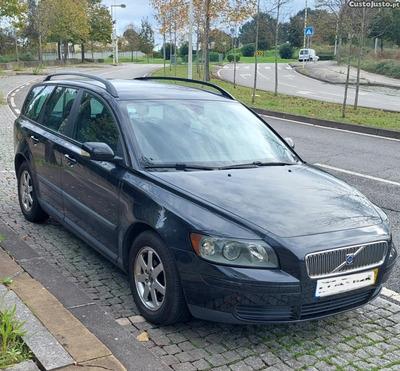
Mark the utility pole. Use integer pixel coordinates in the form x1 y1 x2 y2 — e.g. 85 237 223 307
252 0 261 103
188 0 193 79
302 0 308 70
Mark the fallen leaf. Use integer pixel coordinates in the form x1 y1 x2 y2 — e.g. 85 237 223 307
137 331 149 342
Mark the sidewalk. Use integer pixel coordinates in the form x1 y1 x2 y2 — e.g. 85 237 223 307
292 60 400 89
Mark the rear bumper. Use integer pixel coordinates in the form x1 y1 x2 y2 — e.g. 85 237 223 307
172 248 394 324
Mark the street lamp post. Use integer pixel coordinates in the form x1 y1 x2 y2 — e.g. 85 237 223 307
111 3 126 65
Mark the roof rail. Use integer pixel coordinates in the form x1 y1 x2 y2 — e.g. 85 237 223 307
134 76 235 100
43 72 119 97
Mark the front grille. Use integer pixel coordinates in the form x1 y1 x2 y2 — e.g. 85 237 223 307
235 305 293 321
305 241 388 278
300 290 372 319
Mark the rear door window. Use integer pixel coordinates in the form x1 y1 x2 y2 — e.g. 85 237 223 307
41 87 79 134
23 85 55 122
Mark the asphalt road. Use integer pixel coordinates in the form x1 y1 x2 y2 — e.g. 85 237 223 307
216 63 400 112
10 63 400 293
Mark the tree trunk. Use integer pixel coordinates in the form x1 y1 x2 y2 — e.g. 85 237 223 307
62 40 68 63
163 31 166 76
58 40 61 60
204 0 211 81
169 32 172 71
354 8 365 111
174 28 177 77
342 11 354 118
81 43 85 62
233 37 237 88
274 3 280 97
196 37 200 76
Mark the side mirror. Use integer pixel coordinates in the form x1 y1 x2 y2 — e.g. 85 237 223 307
284 137 295 149
81 142 116 161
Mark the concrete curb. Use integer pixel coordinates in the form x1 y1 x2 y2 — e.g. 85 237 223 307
251 107 400 140
0 222 171 371
0 284 74 370
291 65 400 90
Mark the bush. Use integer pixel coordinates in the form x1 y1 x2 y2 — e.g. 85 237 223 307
361 59 400 79
279 44 294 59
84 58 95 63
227 54 240 62
97 58 105 63
152 51 162 58
209 52 220 62
242 43 255 57
318 54 334 61
19 53 35 61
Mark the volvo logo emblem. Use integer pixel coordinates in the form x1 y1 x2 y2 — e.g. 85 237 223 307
346 254 355 265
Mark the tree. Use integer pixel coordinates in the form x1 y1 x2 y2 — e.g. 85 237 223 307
179 42 188 57
40 0 89 62
139 18 155 61
124 23 141 62
239 12 275 50
0 0 26 20
84 0 112 61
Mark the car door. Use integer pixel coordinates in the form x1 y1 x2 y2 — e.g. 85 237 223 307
61 90 123 258
20 84 79 219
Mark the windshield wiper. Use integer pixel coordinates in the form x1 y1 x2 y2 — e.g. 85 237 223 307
219 161 296 170
144 163 216 171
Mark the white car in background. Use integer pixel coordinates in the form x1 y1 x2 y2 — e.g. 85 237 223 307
299 48 319 62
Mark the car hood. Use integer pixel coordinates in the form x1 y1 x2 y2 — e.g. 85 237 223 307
152 164 382 238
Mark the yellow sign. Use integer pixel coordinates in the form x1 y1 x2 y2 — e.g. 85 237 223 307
254 51 264 56
148 53 154 57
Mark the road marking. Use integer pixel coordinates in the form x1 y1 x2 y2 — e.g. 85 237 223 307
223 65 229 69
278 67 282 70
244 66 250 69
10 93 15 97
318 91 343 97
240 74 251 79
260 114 400 142
0 170 15 173
315 163 400 187
257 71 270 80
265 66 271 70
280 83 296 88
297 91 315 95
283 75 295 79
285 66 293 70
10 97 16 108
15 109 20 114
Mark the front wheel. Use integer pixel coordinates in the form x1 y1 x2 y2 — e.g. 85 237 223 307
17 162 48 223
128 231 190 325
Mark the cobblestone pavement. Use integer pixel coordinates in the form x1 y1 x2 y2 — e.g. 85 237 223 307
1 76 400 371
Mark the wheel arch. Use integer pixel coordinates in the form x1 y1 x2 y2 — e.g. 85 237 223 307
14 153 28 175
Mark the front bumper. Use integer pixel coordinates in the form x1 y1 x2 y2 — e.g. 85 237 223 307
172 248 395 324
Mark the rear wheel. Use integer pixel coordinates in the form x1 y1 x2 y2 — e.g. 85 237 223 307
17 162 48 222
129 231 190 325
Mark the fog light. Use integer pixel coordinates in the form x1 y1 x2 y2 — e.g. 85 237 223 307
200 239 215 256
389 246 397 262
222 242 241 261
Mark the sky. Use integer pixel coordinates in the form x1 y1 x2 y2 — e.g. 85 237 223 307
102 0 311 48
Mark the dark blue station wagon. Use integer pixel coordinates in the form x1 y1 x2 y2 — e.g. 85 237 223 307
14 73 396 325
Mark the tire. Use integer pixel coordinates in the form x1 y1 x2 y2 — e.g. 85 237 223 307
17 162 48 223
129 230 190 325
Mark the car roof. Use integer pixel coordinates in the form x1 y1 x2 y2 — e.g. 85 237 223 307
40 78 234 102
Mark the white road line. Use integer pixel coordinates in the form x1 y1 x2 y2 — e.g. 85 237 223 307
0 170 15 173
10 93 15 97
240 74 251 79
244 66 250 69
280 83 297 88
257 71 270 80
223 65 229 69
278 67 282 70
261 114 400 142
285 66 292 70
265 66 271 70
10 97 16 108
15 109 20 114
315 163 400 187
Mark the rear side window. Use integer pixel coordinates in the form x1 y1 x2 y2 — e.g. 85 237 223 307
73 92 120 152
23 86 54 121
41 87 79 133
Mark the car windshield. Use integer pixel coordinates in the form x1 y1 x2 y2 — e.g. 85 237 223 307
120 100 299 168
300 50 308 55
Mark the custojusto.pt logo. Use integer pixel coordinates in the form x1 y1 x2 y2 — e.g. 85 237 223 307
348 0 400 7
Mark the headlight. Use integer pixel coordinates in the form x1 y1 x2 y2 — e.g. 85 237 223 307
389 244 397 264
190 234 279 268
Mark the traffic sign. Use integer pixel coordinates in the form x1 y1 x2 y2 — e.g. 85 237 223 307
305 27 314 37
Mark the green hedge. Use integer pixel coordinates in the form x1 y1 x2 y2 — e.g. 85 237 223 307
227 55 240 62
361 59 400 79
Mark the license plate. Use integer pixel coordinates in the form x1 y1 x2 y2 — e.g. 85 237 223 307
315 269 378 298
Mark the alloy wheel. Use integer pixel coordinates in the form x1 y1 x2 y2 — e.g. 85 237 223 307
134 246 166 311
20 170 34 212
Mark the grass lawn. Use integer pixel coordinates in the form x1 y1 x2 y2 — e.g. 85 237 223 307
232 49 297 64
152 65 400 131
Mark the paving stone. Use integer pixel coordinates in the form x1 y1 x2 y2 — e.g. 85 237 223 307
192 359 210 371
172 362 197 371
164 344 182 355
205 354 227 367
176 352 195 363
161 355 180 366
260 352 281 366
243 356 265 370
179 341 196 352
188 349 209 361
229 361 253 371
222 350 241 363
205 343 226 354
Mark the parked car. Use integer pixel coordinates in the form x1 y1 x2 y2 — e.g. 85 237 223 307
299 48 319 62
14 73 396 325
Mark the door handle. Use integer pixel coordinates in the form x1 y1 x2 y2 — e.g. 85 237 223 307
30 136 39 145
64 154 77 167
